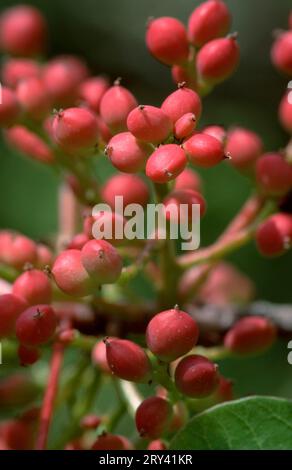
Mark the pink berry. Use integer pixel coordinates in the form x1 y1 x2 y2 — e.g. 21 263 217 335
174 168 202 192
197 36 240 84
53 107 98 155
146 144 187 183
0 5 47 56
92 340 111 373
271 31 292 76
0 294 28 338
67 233 89 251
102 174 149 208
215 375 233 403
224 316 277 355
163 189 206 222
105 338 152 383
127 105 172 144
106 132 151 173
92 434 132 450
5 126 54 164
16 78 51 121
202 125 226 143
135 397 171 438
279 92 292 134
0 232 37 269
255 213 292 257
16 304 57 347
256 153 292 196
174 113 197 140
52 249 93 297
100 83 138 132
175 355 219 398
171 65 197 89
225 127 263 170
161 86 202 124
84 211 126 245
80 415 101 430
13 269 52 306
18 344 40 366
2 58 40 88
146 17 189 65
81 240 122 284
96 115 112 143
79 76 109 113
0 87 20 127
183 132 224 167
146 307 199 361
147 440 167 450
188 0 231 47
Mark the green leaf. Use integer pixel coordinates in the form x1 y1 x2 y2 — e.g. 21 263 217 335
171 396 292 450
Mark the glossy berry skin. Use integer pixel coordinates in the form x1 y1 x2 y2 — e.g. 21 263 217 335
92 434 132 450
102 174 149 208
2 58 40 88
271 31 292 76
135 397 172 438
79 76 109 113
175 355 219 398
255 213 292 257
53 108 98 155
127 106 172 144
174 113 197 140
164 189 206 222
279 93 292 134
81 240 123 284
174 168 202 192
146 144 187 183
0 5 47 56
146 307 199 361
147 440 167 450
202 125 226 143
146 17 189 66
106 132 151 173
256 153 292 196
52 249 93 297
0 232 37 269
13 269 52 306
197 36 240 84
36 245 53 268
16 305 57 347
225 127 263 170
18 344 40 366
105 338 151 383
5 126 54 164
161 87 202 124
100 84 138 133
0 294 28 338
0 87 20 128
16 78 51 121
224 316 277 355
188 0 231 47
183 133 224 168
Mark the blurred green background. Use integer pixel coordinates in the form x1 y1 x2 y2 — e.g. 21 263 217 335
1 0 292 302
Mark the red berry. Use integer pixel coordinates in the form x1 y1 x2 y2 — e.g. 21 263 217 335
80 415 101 430
183 132 224 167
224 316 277 355
2 58 40 88
174 168 202 192
52 249 93 297
147 440 167 450
53 107 98 155
106 132 151 173
174 113 197 140
81 240 123 284
36 244 53 268
197 36 240 84
225 127 263 170
271 31 292 76
161 86 202 124
16 77 51 121
92 340 111 373
0 87 20 128
146 144 187 183
1 419 36 450
171 64 197 89
256 153 292 196
279 92 292 134
163 189 206 222
67 233 89 250
0 294 27 338
0 5 47 56
16 304 57 347
175 354 219 398
127 105 172 144
92 433 132 450
215 375 233 403
202 125 226 143
5 126 54 164
256 213 292 256
18 344 40 366
96 115 112 143
146 307 199 361
105 337 151 383
135 397 171 438
13 269 52 306
0 232 37 269
188 0 231 47
0 373 37 407
59 329 75 344
102 174 149 208
100 83 138 132
146 17 189 66
79 76 109 113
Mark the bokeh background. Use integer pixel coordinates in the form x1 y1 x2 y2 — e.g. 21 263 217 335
0 0 292 305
